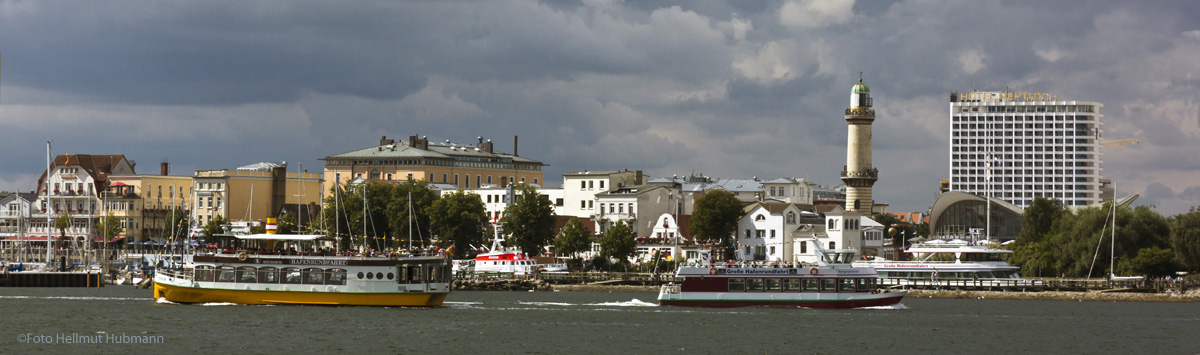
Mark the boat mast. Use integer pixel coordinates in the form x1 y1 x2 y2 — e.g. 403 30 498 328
1110 182 1117 279
407 192 413 250
45 141 53 268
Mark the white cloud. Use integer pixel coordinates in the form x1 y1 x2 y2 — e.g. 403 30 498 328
733 42 795 83
1183 30 1200 41
1034 46 1067 62
958 49 986 74
718 13 753 41
779 0 855 29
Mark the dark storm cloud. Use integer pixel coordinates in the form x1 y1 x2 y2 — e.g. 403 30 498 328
2 0 1199 215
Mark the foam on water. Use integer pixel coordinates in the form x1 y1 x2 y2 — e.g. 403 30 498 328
517 301 574 306
199 302 241 306
587 298 658 307
858 303 908 310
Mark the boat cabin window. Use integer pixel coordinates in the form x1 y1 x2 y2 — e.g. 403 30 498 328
237 266 258 283
303 268 326 285
428 264 439 283
195 266 215 282
728 278 745 291
746 278 763 291
784 279 800 291
328 269 347 285
856 278 870 291
839 279 856 292
282 267 303 284
259 267 279 284
820 279 836 292
217 266 236 283
765 279 781 291
802 279 819 292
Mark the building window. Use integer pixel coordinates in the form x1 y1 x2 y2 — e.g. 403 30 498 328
829 242 836 249
801 241 808 254
786 212 796 224
370 170 380 179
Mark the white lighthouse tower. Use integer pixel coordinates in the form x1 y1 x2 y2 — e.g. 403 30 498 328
841 73 877 213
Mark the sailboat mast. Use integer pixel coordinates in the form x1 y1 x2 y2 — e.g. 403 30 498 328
45 141 53 267
407 192 413 250
1110 182 1116 279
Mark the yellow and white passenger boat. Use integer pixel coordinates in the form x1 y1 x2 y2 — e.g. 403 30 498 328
153 234 451 306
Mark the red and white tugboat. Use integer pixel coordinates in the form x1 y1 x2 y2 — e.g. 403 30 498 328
658 241 905 309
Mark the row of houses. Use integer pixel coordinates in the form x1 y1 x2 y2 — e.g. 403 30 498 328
0 134 909 263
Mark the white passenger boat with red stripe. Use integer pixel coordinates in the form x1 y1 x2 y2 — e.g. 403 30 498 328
658 245 905 309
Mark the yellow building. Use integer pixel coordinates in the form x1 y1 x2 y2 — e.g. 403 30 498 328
321 135 545 193
193 162 323 228
107 163 194 242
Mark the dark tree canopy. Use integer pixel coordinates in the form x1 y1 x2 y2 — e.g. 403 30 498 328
502 184 557 256
1018 197 1065 245
689 190 744 257
387 180 438 249
599 221 637 268
554 218 592 259
1170 207 1200 271
428 190 488 259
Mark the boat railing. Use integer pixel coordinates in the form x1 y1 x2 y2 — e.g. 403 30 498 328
157 268 193 283
660 284 681 294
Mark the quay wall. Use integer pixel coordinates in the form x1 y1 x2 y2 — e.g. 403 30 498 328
905 289 1200 302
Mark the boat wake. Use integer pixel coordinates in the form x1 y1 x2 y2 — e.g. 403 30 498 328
517 301 574 306
199 302 242 306
587 299 658 307
154 297 178 304
858 303 908 310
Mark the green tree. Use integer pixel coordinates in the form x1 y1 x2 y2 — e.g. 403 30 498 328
1019 197 1065 244
321 181 393 251
502 184 557 256
164 209 190 240
599 221 637 270
54 212 73 240
427 191 488 259
277 210 298 235
1007 238 1056 278
201 215 227 238
1170 207 1200 271
95 213 124 241
554 218 592 259
322 182 363 250
1116 246 1178 278
387 180 438 249
689 190 744 259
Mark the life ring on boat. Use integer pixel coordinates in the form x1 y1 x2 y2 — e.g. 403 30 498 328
809 267 818 276
708 267 717 275
237 252 247 262
388 253 399 260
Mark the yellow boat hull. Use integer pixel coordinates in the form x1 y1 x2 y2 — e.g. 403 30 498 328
154 282 448 307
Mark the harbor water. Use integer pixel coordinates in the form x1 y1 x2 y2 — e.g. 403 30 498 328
0 287 1196 354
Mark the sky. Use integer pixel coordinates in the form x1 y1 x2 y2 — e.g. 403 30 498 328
1 0 1199 216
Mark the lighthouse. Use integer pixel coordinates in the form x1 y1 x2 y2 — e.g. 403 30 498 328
841 73 877 213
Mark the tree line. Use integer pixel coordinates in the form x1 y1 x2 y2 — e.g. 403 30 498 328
1008 197 1200 278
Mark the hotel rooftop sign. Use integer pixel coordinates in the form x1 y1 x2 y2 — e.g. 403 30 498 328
955 91 1058 102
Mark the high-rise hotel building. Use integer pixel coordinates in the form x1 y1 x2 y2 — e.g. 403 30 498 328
948 91 1103 208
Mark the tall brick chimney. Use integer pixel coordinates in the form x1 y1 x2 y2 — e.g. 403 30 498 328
161 162 169 176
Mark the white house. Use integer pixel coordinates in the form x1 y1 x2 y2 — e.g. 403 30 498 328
734 202 813 262
0 192 37 239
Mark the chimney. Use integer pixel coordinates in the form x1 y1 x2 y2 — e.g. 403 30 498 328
513 135 519 157
380 136 394 146
160 162 169 176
